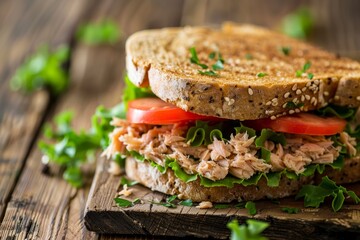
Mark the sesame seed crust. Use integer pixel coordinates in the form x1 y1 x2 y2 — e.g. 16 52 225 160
127 23 360 120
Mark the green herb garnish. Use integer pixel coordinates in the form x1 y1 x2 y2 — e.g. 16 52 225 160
39 76 153 187
245 53 253 60
114 197 140 208
296 176 360 212
120 177 138 187
10 45 69 95
152 195 178 208
209 52 216 59
190 47 208 69
227 219 269 240
190 47 224 76
285 101 304 109
281 7 313 39
280 46 291 56
296 61 313 78
198 70 218 76
256 73 268 78
245 201 257 215
214 204 231 209
179 199 193 207
281 207 300 214
76 20 120 45
212 59 224 70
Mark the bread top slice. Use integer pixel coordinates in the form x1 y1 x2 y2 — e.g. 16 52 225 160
126 22 360 120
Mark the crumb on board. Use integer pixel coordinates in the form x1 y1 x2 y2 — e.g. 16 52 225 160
118 184 133 197
196 201 213 209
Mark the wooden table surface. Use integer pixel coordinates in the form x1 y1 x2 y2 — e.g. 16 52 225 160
0 0 360 239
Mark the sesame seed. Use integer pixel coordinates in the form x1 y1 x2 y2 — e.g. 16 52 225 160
357 96 360 101
314 79 320 85
311 97 317 105
292 84 298 91
324 91 329 96
272 98 278 103
270 116 277 120
295 108 300 113
306 82 311 87
248 87 254 95
334 95 340 100
266 101 272 106
282 103 287 108
289 110 295 114
272 102 278 106
265 110 274 115
305 95 310 100
302 87 307 92
301 95 305 102
224 97 235 106
293 98 299 104
313 99 318 106
284 92 290 98
296 89 302 95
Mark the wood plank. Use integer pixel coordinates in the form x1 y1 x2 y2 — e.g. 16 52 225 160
0 0 95 223
0 0 184 239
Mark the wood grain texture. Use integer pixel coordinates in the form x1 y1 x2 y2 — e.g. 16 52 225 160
182 0 360 59
0 0 94 225
0 0 184 239
1 0 360 239
86 158 360 239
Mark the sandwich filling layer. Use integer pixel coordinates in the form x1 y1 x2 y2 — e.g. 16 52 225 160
104 118 356 183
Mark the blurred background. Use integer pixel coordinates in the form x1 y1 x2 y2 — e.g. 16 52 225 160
0 0 360 239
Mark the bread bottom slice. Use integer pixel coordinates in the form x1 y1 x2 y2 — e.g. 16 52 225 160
125 157 312 202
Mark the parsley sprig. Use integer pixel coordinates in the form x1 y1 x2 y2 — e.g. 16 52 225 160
10 45 70 95
281 7 313 39
76 20 121 45
280 46 291 56
227 219 269 240
39 76 153 187
114 197 140 208
296 176 360 212
190 47 224 76
296 61 313 79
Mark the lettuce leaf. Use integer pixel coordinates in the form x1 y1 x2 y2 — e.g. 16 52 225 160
186 121 226 146
296 176 360 212
316 104 357 121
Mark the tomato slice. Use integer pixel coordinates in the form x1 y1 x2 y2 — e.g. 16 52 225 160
127 98 220 124
244 113 346 135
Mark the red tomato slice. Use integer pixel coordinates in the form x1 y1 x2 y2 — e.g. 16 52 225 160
244 113 346 136
127 98 220 124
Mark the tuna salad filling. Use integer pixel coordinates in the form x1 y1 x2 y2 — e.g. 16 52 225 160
103 118 357 184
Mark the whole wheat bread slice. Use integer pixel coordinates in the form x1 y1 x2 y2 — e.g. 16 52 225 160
126 22 360 120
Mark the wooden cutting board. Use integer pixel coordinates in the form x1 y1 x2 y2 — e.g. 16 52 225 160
84 157 360 239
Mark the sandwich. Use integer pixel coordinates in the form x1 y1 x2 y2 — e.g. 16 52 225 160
103 22 360 202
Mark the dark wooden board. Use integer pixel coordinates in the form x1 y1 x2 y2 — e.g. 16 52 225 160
85 1 360 239
85 157 360 239
1 0 360 239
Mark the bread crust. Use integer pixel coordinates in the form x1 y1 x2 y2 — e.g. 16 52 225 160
125 157 311 202
126 23 360 120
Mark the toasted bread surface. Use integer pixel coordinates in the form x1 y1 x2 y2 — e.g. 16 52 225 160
126 23 360 120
